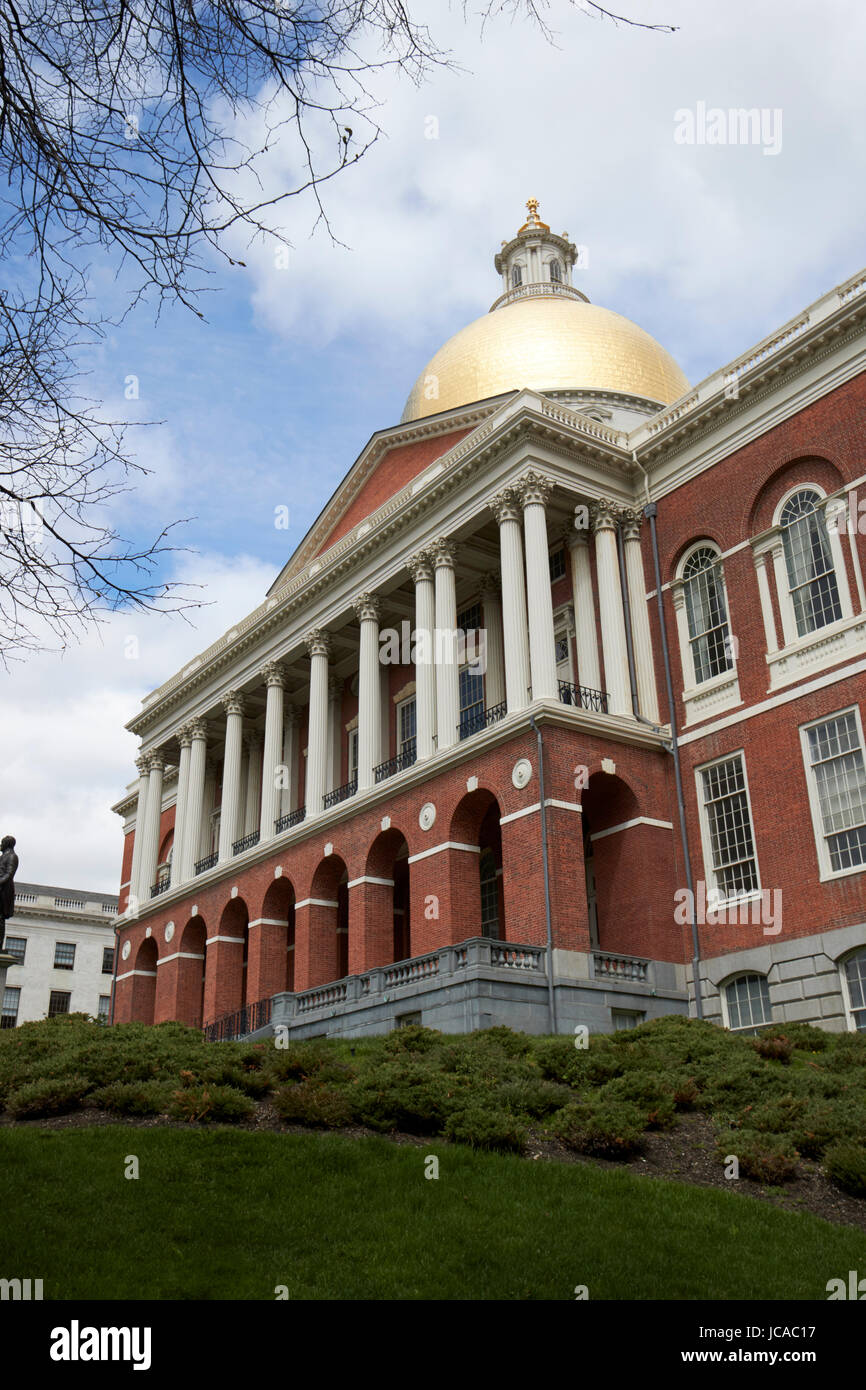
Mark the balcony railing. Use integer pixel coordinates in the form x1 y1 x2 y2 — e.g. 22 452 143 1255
233 830 260 855
204 996 273 1042
275 806 306 833
195 851 219 875
324 778 357 810
150 879 171 899
375 741 417 783
558 681 609 714
459 700 507 741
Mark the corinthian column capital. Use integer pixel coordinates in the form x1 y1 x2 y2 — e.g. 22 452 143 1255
176 722 194 749
352 591 381 623
304 628 332 660
407 549 435 584
430 536 457 569
590 498 622 534
517 469 554 508
261 660 286 689
490 487 522 525
221 690 246 718
146 749 166 774
135 753 150 777
621 507 643 543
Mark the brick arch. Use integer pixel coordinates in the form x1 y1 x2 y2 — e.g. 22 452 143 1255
668 533 727 584
747 454 844 537
175 915 206 1028
449 787 500 844
251 877 297 998
296 855 349 990
448 789 504 942
132 936 158 1024
203 896 249 1025
356 828 412 971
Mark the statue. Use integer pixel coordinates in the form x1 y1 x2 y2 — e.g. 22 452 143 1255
0 836 18 951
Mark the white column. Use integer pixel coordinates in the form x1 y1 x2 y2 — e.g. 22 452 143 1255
753 548 779 655
199 760 217 860
327 675 343 790
170 726 193 887
354 593 382 790
409 550 436 760
182 720 208 879
244 733 263 836
519 470 557 700
480 575 505 710
259 662 285 842
128 754 150 912
771 539 797 647
671 582 694 688
622 510 660 722
304 629 331 815
432 538 460 751
280 708 298 817
218 691 246 860
591 499 631 717
567 529 602 692
138 751 165 901
491 488 531 712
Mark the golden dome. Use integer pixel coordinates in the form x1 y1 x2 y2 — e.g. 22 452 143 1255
401 294 690 423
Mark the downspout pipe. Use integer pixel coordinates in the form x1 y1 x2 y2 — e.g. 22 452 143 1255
643 495 704 1020
529 712 558 1035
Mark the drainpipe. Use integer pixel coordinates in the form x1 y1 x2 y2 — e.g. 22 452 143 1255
529 712 558 1035
109 924 119 1027
636 452 703 1020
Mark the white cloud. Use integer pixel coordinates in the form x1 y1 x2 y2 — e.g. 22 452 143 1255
0 551 275 892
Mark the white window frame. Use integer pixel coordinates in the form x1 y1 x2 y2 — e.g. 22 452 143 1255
395 695 416 755
772 483 854 643
720 972 772 1032
839 947 866 1032
695 749 762 908
672 542 740 725
799 704 866 882
347 727 359 780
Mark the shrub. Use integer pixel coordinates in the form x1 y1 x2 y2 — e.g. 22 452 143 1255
273 1082 354 1129
751 1034 794 1063
444 1104 527 1154
552 1101 646 1158
494 1078 572 1118
268 1041 348 1084
382 1024 443 1055
168 1085 255 1124
532 1037 582 1085
826 1032 866 1072
467 1026 532 1058
7 1074 92 1119
352 1058 459 1134
719 1130 799 1185
824 1142 866 1197
782 1022 831 1053
90 1080 173 1116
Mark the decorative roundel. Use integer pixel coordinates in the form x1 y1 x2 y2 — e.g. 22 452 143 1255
512 758 533 789
164 921 175 943
121 941 131 961
419 802 437 831
145 926 152 938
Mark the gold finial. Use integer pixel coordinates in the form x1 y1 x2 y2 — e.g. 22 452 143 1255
526 196 540 221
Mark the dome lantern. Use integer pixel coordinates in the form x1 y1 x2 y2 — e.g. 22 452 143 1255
491 198 587 310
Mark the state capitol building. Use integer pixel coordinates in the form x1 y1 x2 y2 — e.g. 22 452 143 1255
111 200 866 1042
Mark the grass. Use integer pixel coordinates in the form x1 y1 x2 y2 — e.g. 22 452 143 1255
3 1126 866 1300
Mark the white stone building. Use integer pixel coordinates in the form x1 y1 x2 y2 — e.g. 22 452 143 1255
2 883 119 1028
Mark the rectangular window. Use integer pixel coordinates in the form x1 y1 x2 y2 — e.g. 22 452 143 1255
48 991 71 1018
611 1010 645 1031
98 995 111 1023
844 954 866 1031
698 753 759 900
725 975 771 1032
5 937 26 965
54 942 76 970
397 697 416 753
802 709 866 875
348 727 359 778
458 666 486 739
1 987 20 1029
548 547 566 581
102 947 115 975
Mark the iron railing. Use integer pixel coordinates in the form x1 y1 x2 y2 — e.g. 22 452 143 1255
233 830 260 855
275 806 306 833
324 778 357 809
195 851 219 875
375 741 417 782
558 681 609 714
150 879 171 899
204 996 273 1042
458 700 507 740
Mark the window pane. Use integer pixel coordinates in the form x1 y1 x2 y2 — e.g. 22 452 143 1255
5 937 26 965
806 712 866 871
54 942 76 970
1 986 20 1029
726 974 771 1030
48 991 71 1017
102 947 115 974
845 951 866 1031
700 756 759 897
683 548 733 684
781 491 843 636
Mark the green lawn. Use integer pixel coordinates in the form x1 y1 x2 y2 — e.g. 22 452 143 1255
4 1126 865 1300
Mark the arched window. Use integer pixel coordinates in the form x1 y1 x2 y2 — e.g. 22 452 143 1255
780 489 843 637
723 973 771 1032
549 259 562 283
479 848 500 939
511 264 523 288
682 546 733 684
842 949 866 1030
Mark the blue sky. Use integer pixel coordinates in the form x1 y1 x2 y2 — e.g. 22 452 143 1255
4 0 866 890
